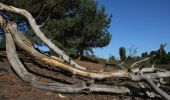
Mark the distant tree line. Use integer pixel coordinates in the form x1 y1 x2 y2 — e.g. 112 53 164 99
83 43 170 65
119 44 170 64
141 44 170 64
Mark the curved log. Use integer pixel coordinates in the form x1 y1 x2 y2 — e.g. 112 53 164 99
2 2 170 99
0 2 86 70
8 22 129 80
5 31 131 94
6 31 34 82
6 25 170 99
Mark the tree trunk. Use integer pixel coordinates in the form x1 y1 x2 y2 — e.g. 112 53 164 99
0 2 86 70
8 22 129 80
6 30 132 94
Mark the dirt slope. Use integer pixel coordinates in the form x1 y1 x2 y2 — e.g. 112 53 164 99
0 51 151 100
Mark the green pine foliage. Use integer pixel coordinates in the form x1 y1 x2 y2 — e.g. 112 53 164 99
119 47 126 61
2 0 112 58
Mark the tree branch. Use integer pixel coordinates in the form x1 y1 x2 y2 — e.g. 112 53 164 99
35 4 46 19
8 22 129 80
5 31 132 94
130 56 155 68
0 2 86 70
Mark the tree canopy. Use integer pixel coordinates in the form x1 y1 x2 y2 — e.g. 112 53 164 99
0 0 112 58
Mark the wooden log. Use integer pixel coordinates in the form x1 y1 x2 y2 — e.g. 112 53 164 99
0 2 86 70
5 32 132 94
8 22 129 80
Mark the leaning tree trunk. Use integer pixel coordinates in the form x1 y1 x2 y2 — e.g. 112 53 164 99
8 22 129 80
8 22 170 99
6 28 133 94
1 2 170 100
0 2 86 70
6 28 166 95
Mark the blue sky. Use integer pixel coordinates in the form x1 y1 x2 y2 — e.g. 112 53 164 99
94 0 170 59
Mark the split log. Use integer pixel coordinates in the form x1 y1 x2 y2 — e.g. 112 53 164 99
8 22 129 80
0 2 86 70
5 32 132 94
1 2 170 99
6 23 170 99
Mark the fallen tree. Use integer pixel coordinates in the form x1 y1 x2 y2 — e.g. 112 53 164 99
0 2 170 100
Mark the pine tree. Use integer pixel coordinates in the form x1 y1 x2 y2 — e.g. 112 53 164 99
119 47 126 61
1 0 112 58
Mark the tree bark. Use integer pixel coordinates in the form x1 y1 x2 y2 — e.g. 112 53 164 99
8 22 129 80
130 56 154 68
0 2 86 70
5 30 133 94
1 2 170 99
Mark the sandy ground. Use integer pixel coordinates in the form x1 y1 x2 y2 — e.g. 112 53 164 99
0 51 168 100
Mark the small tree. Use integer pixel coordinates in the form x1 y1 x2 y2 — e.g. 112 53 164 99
156 44 167 57
119 47 126 61
141 52 149 57
108 55 115 62
155 43 167 64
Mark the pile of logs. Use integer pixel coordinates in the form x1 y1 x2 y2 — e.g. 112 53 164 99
0 2 170 100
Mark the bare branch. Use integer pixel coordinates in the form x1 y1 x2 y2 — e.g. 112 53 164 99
8 22 129 80
35 4 46 19
130 56 155 68
132 67 155 73
39 14 50 28
6 31 133 94
0 2 86 70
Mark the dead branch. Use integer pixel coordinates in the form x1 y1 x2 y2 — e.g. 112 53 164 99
5 32 133 94
130 56 154 68
0 2 86 70
8 22 129 80
35 4 46 19
39 14 50 28
1 2 170 99
132 67 155 73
